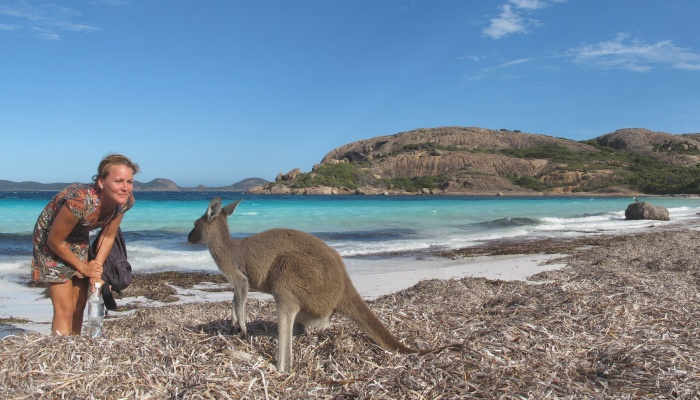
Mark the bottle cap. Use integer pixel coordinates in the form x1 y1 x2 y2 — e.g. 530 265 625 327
94 281 103 290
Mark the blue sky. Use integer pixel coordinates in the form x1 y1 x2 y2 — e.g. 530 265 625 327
1 1 699 186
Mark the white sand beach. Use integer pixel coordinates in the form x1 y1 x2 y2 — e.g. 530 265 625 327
1 252 565 338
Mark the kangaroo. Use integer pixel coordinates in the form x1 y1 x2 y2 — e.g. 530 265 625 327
187 198 416 372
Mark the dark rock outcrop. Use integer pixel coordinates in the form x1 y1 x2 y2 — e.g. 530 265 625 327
625 201 670 221
276 168 301 183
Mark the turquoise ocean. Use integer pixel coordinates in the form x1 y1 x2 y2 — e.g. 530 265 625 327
3 192 700 273
2 191 700 332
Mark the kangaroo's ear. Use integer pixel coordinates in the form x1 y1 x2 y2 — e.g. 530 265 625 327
206 198 223 221
223 200 241 216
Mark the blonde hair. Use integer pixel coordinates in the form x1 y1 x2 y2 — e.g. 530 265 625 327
93 154 140 184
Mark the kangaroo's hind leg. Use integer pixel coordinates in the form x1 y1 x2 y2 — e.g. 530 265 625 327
226 268 249 337
274 293 300 373
295 312 331 334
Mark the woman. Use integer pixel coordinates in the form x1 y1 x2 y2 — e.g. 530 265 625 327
31 154 139 335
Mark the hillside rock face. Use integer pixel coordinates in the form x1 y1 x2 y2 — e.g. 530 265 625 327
317 126 603 194
322 127 592 163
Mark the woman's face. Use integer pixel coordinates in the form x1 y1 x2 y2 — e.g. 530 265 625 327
99 164 135 206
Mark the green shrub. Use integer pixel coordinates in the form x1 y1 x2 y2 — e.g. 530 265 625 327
402 143 437 152
291 163 364 190
385 175 448 192
504 141 700 194
623 155 700 194
508 175 551 192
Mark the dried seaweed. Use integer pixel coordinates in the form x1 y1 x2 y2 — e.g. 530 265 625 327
2 229 699 399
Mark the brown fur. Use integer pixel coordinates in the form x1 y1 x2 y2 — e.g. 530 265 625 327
187 198 415 372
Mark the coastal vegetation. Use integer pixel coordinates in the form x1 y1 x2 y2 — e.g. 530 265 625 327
622 156 700 194
291 163 363 190
502 141 700 194
384 175 449 192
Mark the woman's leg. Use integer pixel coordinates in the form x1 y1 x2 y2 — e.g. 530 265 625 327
48 279 77 335
48 277 87 335
72 278 89 334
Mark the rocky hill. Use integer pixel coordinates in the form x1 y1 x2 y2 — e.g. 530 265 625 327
133 178 180 191
0 180 78 191
206 178 269 192
594 128 700 166
252 127 700 195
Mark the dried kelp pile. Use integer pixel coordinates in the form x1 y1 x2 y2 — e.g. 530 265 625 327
1 229 698 399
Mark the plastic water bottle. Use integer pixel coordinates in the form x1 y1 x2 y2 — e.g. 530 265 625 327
85 281 105 338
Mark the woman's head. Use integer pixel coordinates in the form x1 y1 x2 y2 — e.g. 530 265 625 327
94 154 139 206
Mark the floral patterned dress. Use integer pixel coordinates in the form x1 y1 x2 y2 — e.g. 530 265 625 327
31 184 134 283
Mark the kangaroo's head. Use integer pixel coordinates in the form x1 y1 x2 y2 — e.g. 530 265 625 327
187 198 241 245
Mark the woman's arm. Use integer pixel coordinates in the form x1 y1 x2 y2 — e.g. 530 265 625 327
47 205 102 279
91 212 124 268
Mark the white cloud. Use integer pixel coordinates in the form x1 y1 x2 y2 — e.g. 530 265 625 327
0 23 19 31
89 0 129 6
483 0 565 39
33 26 59 40
509 0 546 10
483 4 527 39
458 55 484 62
54 21 99 32
468 57 533 80
675 63 700 71
496 57 532 68
569 33 700 72
0 1 100 40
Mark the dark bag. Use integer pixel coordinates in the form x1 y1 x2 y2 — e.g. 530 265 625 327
88 228 133 310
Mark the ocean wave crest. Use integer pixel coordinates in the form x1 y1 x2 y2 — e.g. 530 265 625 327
476 217 540 228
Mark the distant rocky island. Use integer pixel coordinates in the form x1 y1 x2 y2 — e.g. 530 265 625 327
0 177 269 192
250 127 700 196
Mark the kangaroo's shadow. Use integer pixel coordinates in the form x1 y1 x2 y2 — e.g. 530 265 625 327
190 319 305 338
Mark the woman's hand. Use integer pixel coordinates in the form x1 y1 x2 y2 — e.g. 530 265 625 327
83 260 104 280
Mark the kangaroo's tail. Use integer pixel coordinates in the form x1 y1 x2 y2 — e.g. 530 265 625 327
338 284 417 354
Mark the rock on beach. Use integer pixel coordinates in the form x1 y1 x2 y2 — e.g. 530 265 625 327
625 201 670 221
